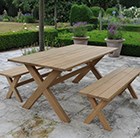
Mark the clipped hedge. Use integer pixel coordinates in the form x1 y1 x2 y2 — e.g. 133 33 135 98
57 24 95 33
0 30 38 51
69 4 93 25
44 28 58 47
122 24 140 32
102 24 140 32
0 28 59 51
90 6 104 17
58 30 140 57
106 7 119 16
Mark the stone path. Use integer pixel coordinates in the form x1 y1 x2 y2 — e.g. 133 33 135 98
0 49 140 138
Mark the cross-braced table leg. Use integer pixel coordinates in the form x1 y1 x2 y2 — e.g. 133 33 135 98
22 65 70 123
6 76 23 102
84 97 112 131
72 56 103 83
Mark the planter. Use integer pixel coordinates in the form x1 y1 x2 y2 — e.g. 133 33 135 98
72 36 89 45
105 38 125 57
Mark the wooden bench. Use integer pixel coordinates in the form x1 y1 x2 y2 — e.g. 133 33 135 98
0 66 49 102
80 67 140 131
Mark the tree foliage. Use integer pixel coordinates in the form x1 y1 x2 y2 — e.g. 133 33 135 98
1 0 140 23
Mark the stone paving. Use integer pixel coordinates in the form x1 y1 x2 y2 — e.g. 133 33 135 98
0 49 140 138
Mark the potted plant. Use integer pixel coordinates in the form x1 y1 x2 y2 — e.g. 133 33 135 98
72 22 89 45
105 22 125 57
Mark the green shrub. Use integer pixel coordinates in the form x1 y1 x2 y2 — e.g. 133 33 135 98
44 28 59 47
102 23 140 32
89 16 98 27
69 4 93 25
2 18 9 22
23 15 35 23
57 24 95 33
0 28 61 51
106 7 118 16
122 24 140 32
0 30 38 51
90 6 104 17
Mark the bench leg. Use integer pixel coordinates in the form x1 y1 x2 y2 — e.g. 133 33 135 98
119 84 138 99
6 76 23 102
128 84 138 99
85 98 112 131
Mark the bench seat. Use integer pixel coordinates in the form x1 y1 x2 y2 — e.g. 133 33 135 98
0 66 49 102
80 67 140 131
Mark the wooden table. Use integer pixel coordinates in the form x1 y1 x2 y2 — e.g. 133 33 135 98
8 44 117 122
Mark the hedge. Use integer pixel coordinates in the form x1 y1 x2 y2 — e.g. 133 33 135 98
0 30 38 51
57 24 95 33
0 28 59 51
106 7 119 16
90 6 104 17
102 24 140 32
44 28 58 46
58 30 140 57
69 4 93 25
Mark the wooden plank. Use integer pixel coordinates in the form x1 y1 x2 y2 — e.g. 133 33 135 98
6 76 22 102
0 66 42 78
8 45 117 71
51 65 90 86
100 69 140 101
17 72 50 87
28 46 103 70
88 68 135 98
52 47 116 70
22 70 61 109
88 97 112 131
80 67 126 95
84 100 108 124
43 89 70 122
128 84 138 99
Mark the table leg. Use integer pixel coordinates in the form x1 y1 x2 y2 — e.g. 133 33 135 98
43 89 70 122
90 66 102 79
22 65 70 122
72 56 103 83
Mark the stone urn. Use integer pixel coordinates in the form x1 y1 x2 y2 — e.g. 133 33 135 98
72 36 89 45
105 38 125 57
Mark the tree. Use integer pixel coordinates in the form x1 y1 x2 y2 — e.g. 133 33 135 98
12 0 38 13
39 0 45 51
3 0 18 16
0 0 5 14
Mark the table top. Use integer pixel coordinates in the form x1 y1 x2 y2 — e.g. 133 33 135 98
8 45 117 71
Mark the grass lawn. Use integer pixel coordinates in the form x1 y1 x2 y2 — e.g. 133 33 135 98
0 22 53 33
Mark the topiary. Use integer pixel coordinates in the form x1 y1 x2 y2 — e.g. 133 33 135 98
69 4 93 25
90 6 105 17
106 7 119 16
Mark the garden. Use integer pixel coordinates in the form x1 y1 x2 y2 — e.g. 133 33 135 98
0 0 140 56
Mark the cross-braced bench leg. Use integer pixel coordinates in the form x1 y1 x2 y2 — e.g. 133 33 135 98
128 84 138 99
118 83 138 98
6 76 23 102
84 97 112 131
